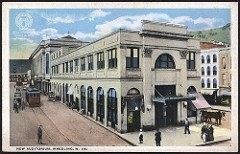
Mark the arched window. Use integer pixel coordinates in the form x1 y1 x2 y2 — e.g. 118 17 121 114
97 87 104 123
201 55 205 63
207 66 211 76
207 55 210 63
127 88 140 95
213 54 217 63
213 66 217 75
187 86 197 94
155 54 175 69
46 53 50 74
87 86 94 116
207 78 211 88
80 86 86 113
201 67 205 76
107 88 118 128
213 78 217 88
201 79 205 88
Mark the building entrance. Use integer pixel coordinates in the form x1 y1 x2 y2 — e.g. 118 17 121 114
127 97 142 132
155 101 178 128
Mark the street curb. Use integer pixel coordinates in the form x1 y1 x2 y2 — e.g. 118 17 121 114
196 138 231 146
66 106 136 146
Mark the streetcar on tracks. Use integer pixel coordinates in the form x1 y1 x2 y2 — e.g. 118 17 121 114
26 87 40 107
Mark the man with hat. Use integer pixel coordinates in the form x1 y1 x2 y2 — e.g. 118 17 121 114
139 129 143 144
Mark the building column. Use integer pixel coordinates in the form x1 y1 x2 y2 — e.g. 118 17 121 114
104 92 108 127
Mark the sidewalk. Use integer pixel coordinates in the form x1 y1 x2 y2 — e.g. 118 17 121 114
211 105 231 112
118 124 231 146
42 95 231 146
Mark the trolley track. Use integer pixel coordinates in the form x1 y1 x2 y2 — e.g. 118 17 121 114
31 106 80 146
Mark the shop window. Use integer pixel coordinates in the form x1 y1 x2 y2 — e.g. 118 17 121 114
87 86 94 116
97 87 104 122
80 86 86 113
107 88 118 127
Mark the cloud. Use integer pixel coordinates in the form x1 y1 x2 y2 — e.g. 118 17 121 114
41 9 111 24
88 9 111 21
193 17 216 28
41 13 86 24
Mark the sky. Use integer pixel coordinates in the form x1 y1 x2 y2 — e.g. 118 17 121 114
9 8 230 59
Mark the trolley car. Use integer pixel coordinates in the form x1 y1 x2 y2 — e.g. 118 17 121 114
26 88 40 107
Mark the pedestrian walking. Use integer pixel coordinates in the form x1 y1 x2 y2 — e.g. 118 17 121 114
13 100 18 113
184 118 190 134
139 129 143 144
37 125 43 144
209 125 214 141
155 129 161 146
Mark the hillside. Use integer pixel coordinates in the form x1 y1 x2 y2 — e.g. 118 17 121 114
189 23 230 45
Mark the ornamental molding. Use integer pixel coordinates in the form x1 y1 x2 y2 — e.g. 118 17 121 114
179 50 188 59
142 47 152 58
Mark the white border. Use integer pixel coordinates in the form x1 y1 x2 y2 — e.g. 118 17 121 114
2 2 238 152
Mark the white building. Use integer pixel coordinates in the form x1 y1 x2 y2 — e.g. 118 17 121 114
200 48 219 97
32 20 210 133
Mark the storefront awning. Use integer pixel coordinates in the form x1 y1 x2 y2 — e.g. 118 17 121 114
67 85 74 95
190 93 211 109
219 90 231 96
200 89 217 95
152 95 196 103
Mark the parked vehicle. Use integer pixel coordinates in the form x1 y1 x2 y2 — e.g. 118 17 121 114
26 88 40 107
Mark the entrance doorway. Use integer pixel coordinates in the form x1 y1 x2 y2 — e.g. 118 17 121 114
155 101 178 128
127 110 140 132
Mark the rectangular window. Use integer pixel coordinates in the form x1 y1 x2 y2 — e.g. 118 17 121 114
56 65 59 74
65 62 68 73
126 47 139 68
74 59 79 73
63 63 65 73
81 57 85 71
187 52 195 70
97 52 105 69
70 60 73 73
88 55 93 70
108 48 117 68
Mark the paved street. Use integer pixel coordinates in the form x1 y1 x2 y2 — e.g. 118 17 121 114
10 82 231 147
10 82 130 146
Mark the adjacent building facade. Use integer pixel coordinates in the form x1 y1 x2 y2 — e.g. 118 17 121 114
218 47 231 97
29 35 88 93
10 59 31 82
37 20 205 133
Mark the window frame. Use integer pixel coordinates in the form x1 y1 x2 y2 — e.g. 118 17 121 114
97 52 105 70
88 55 94 71
187 52 196 70
155 53 175 69
108 48 117 69
126 47 139 68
